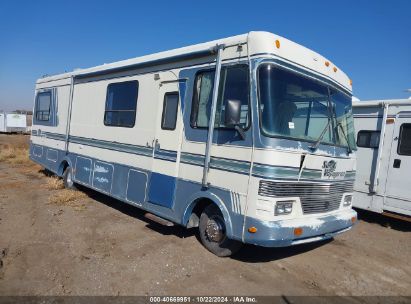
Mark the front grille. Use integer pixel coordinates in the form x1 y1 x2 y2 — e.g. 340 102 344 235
258 180 354 214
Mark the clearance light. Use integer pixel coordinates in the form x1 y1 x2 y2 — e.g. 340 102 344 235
275 39 281 49
325 61 330 67
386 118 395 124
350 79 353 86
294 227 303 236
248 227 258 233
333 67 338 72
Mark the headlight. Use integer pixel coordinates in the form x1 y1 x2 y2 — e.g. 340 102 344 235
275 201 294 215
343 195 352 207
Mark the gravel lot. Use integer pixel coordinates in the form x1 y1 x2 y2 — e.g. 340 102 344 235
0 134 410 298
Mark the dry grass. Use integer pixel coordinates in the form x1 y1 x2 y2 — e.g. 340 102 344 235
0 145 30 165
45 176 65 190
48 189 88 211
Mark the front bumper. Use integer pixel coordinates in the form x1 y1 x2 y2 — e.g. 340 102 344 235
243 208 357 247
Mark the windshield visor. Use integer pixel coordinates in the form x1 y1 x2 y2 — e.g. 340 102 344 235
258 63 356 149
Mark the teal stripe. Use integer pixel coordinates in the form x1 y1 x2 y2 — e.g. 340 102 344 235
31 131 356 180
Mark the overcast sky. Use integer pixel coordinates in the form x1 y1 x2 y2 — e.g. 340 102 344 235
0 0 410 111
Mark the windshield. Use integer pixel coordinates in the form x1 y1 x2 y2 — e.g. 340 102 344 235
258 63 356 150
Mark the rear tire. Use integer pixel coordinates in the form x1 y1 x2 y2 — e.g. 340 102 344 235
199 204 243 257
62 166 77 190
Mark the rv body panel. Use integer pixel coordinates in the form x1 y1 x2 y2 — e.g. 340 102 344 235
353 100 411 216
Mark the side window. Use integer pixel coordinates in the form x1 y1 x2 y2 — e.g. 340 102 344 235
190 65 249 129
104 80 138 128
357 130 380 148
398 123 411 155
35 91 52 121
161 92 179 130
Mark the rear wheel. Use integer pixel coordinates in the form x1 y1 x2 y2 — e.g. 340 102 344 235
199 204 243 257
62 166 77 190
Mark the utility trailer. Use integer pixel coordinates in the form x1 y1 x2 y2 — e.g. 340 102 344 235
0 112 27 133
353 99 411 219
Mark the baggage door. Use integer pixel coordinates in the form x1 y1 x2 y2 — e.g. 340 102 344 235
147 81 183 208
384 115 411 213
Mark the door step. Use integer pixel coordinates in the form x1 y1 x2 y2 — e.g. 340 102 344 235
144 213 174 226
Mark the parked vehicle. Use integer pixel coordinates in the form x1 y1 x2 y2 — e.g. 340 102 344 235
353 99 411 219
30 31 357 256
0 112 27 133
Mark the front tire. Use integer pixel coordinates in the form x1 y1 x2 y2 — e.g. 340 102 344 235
199 204 243 257
62 166 77 190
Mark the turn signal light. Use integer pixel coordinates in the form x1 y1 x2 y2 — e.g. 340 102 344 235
275 39 281 49
294 227 303 236
248 227 258 233
351 216 357 223
386 118 395 124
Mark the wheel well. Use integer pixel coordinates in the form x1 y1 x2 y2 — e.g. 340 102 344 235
186 198 214 228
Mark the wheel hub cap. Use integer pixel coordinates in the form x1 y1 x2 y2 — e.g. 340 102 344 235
205 218 224 243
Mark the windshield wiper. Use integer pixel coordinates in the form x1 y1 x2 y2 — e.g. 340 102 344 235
308 117 331 152
336 122 353 154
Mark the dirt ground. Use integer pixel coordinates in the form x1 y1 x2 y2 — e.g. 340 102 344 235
0 134 410 297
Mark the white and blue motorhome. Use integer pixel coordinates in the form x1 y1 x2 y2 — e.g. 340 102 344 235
353 99 411 219
30 31 357 256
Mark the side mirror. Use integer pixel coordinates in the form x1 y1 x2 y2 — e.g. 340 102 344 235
224 99 246 140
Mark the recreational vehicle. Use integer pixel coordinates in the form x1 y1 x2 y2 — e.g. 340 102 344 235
0 112 27 133
30 31 357 256
353 99 411 219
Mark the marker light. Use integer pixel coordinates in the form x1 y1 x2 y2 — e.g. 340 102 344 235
325 61 330 67
350 79 353 86
343 195 353 207
351 216 357 223
386 118 395 124
248 227 258 233
333 67 338 72
275 39 281 49
294 227 303 236
275 201 293 215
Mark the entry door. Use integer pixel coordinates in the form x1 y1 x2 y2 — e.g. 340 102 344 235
147 82 182 208
385 116 411 213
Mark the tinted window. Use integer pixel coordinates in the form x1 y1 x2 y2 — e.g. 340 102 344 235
104 81 138 127
357 130 380 148
161 92 179 130
190 65 249 129
398 124 411 155
35 92 52 121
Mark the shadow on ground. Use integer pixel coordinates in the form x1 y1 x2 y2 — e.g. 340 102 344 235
355 208 411 232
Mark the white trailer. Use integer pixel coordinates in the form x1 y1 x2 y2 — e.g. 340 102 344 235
0 112 27 133
30 31 357 256
353 99 411 218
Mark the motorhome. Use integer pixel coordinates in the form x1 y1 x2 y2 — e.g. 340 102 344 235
353 99 411 219
0 112 27 133
30 31 357 256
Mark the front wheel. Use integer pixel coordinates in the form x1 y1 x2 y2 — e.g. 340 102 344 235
199 204 243 257
62 166 77 190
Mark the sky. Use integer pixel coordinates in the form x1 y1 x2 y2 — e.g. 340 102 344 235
0 0 410 111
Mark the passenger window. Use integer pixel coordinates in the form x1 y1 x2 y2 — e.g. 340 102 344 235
35 91 52 121
357 130 380 148
190 65 249 129
104 80 138 127
161 92 179 130
398 124 411 155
